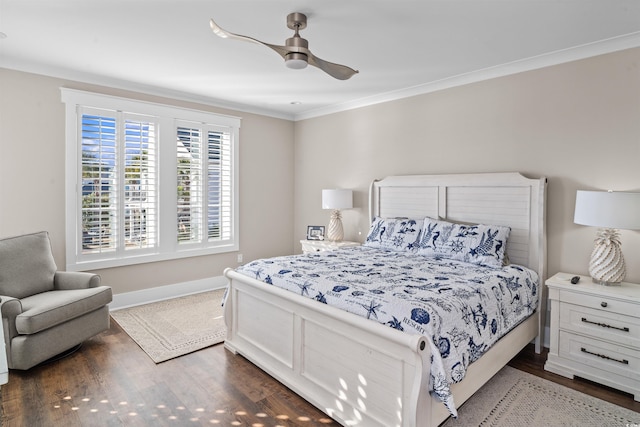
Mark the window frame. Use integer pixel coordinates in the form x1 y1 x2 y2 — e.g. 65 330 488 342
62 88 240 271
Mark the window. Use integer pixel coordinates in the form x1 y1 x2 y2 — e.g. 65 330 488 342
63 89 240 271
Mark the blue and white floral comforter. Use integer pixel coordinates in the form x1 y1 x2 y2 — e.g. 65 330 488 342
235 246 538 417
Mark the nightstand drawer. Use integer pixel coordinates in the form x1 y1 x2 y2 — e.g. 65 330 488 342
301 241 323 252
559 302 640 349
559 290 640 319
559 331 640 381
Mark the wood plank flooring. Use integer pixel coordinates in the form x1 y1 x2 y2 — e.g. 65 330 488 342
1 321 638 426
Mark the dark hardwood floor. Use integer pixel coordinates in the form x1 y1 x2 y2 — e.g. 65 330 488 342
1 321 638 426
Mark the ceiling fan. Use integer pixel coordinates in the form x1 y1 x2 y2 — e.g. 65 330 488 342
209 12 359 80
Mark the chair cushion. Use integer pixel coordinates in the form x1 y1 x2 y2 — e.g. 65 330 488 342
0 231 57 299
15 286 113 335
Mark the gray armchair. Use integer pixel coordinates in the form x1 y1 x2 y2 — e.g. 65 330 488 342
0 231 112 370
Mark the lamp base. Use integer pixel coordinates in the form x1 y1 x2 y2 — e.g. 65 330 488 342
327 210 344 242
588 228 625 286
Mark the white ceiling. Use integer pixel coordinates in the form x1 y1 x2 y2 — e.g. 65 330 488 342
1 1 639 120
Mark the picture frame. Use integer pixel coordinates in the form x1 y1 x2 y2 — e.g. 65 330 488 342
306 225 325 240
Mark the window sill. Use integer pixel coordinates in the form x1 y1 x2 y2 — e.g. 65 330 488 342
67 243 239 272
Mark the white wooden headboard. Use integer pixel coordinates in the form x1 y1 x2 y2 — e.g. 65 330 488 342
369 172 547 282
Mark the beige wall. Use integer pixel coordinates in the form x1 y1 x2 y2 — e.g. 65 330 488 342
0 69 295 295
293 47 640 283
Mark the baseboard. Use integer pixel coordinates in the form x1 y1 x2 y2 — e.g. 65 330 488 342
109 276 227 311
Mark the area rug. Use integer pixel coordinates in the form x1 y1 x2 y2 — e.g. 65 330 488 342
442 366 639 426
110 289 226 363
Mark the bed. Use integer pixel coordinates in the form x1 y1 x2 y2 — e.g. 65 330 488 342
223 172 547 427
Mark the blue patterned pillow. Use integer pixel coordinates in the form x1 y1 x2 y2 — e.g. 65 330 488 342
364 217 424 253
416 217 510 268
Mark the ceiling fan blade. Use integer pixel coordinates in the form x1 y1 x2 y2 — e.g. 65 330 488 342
209 18 290 59
307 52 359 80
209 19 286 57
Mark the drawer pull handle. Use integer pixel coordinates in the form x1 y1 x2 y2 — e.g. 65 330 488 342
600 302 607 308
580 347 629 365
581 317 630 332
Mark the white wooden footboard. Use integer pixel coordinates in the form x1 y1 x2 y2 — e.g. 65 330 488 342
224 268 541 427
224 268 435 427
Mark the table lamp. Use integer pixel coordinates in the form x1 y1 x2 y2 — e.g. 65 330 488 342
322 189 353 242
574 190 640 285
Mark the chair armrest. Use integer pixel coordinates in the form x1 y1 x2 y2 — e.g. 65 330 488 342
54 271 101 290
0 295 23 342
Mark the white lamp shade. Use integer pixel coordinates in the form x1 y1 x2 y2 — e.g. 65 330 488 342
322 189 353 210
574 190 640 230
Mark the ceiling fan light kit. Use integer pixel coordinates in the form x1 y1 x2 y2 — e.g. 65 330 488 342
285 53 308 69
209 12 358 80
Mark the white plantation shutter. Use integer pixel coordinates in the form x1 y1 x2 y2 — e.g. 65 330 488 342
123 117 157 250
79 108 158 258
209 129 232 241
81 112 118 253
177 126 203 243
177 122 234 246
63 89 240 271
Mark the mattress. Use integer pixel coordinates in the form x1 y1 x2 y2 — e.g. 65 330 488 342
235 246 539 415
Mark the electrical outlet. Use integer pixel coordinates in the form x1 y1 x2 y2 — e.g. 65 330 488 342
237 253 243 263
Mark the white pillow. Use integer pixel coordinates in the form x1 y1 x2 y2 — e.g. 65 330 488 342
417 217 510 268
364 217 424 253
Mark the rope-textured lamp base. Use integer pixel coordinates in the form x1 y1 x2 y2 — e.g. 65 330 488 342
588 228 625 286
327 209 344 242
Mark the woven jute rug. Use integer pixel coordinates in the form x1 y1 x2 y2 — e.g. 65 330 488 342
442 365 639 427
111 289 226 363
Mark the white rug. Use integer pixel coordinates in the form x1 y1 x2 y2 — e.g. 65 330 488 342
110 289 226 363
442 366 639 427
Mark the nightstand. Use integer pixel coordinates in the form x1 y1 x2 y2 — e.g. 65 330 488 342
544 272 640 401
300 239 360 254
